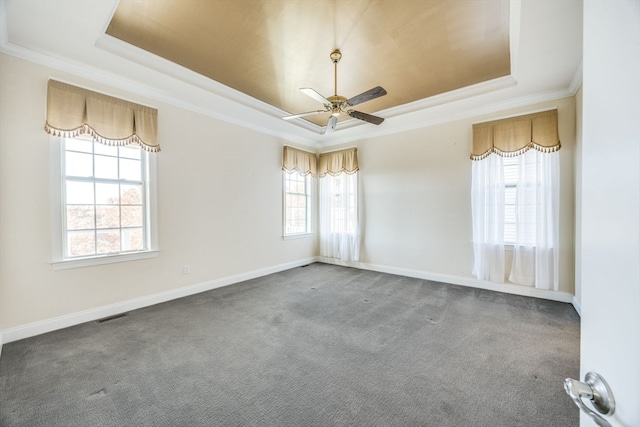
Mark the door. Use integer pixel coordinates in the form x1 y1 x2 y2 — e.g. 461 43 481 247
579 2 640 426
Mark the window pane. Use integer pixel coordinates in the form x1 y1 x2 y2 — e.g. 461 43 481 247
66 181 94 204
121 185 142 204
61 137 150 260
66 205 95 230
96 205 120 229
95 155 118 179
97 230 121 254
284 171 311 235
67 230 95 257
122 228 144 251
94 143 118 156
96 183 120 204
65 138 92 153
65 152 93 177
121 205 142 227
119 146 141 160
120 158 141 181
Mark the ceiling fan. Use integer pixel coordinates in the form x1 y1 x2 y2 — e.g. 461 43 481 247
283 49 387 134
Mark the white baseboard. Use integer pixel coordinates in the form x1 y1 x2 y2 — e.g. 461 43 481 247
316 257 575 304
571 296 582 316
0 256 576 350
0 257 315 346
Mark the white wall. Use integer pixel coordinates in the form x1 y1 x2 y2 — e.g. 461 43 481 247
0 53 316 333
579 1 640 426
334 97 576 295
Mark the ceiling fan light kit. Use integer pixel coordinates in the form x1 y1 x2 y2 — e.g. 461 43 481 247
283 49 387 134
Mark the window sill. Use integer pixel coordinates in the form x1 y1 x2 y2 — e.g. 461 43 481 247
282 233 314 241
51 250 159 270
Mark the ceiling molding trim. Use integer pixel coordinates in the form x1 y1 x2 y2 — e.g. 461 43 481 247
568 60 583 95
0 1 8 48
0 37 319 148
93 33 522 139
509 0 522 82
335 75 518 133
320 87 575 148
95 34 324 136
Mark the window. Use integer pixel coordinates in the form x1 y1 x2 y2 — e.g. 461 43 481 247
317 148 360 262
283 171 312 236
318 171 360 261
51 137 158 269
471 110 560 289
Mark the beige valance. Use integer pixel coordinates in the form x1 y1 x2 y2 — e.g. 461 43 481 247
318 148 359 177
282 146 317 176
45 80 160 152
471 109 560 160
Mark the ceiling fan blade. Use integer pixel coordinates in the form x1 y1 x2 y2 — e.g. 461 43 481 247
300 87 331 105
347 86 387 106
283 110 326 120
322 115 338 135
348 110 385 125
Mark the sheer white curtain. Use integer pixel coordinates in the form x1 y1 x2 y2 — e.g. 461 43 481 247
319 172 360 261
509 150 560 290
471 154 506 282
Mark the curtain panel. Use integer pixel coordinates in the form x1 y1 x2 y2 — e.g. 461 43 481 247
45 80 160 152
318 148 359 177
471 155 506 282
509 150 560 290
319 172 360 262
471 109 560 160
282 146 317 176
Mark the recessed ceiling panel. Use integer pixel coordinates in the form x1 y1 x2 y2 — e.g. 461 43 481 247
106 0 510 127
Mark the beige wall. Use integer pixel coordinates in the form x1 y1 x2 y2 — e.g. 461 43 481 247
334 96 576 294
0 52 577 334
0 54 316 331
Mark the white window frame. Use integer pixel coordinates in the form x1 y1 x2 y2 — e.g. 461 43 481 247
282 170 314 239
50 136 158 270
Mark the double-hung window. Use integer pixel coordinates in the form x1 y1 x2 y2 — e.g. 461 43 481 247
45 80 159 269
283 171 312 236
51 137 158 268
282 146 316 238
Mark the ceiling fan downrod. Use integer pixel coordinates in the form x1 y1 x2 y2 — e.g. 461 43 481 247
328 49 346 117
330 49 342 97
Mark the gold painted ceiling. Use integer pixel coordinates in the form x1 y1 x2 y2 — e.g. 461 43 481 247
106 0 510 127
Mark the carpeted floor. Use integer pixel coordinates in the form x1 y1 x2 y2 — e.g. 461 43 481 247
0 263 580 426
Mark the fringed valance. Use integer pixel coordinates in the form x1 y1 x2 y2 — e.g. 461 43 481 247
282 146 317 177
318 148 359 177
45 80 160 152
471 109 560 160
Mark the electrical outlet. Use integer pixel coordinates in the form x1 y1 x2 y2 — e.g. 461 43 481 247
183 265 191 274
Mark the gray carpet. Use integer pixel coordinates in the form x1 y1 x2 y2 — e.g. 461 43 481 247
0 263 580 426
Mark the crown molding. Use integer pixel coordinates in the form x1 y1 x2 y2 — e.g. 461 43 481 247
1 0 580 149
568 60 583 95
321 87 575 148
0 13 321 147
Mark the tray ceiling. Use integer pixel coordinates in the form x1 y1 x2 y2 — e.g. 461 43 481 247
105 0 511 127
